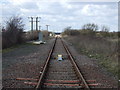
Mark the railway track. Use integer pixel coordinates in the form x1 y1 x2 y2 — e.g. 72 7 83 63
16 37 98 89
35 37 92 89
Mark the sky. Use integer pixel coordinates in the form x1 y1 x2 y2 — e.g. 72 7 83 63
1 0 119 32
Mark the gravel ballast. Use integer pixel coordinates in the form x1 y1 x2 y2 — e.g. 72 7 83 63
2 38 118 89
2 39 55 88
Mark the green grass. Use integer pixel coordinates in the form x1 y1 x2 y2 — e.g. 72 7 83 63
80 46 118 76
2 37 51 53
2 43 33 53
83 47 117 76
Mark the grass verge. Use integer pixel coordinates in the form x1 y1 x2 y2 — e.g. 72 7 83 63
2 43 34 53
64 35 118 77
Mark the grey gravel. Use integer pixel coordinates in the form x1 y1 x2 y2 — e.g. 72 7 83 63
2 39 55 88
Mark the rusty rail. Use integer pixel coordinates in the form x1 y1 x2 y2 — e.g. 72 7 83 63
35 37 57 89
61 38 90 89
36 37 90 89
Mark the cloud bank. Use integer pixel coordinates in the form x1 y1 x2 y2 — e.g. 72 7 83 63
1 0 118 32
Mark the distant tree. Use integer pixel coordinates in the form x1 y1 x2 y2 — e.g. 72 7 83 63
82 23 98 31
63 26 72 35
69 30 80 36
82 23 98 36
6 16 24 43
101 26 110 37
62 26 80 36
25 30 39 41
101 26 110 32
64 26 72 30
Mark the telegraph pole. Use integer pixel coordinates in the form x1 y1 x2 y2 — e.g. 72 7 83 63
46 25 50 31
36 17 38 31
36 17 41 31
28 17 34 31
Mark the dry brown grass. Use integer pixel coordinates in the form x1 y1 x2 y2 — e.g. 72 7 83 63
64 34 118 76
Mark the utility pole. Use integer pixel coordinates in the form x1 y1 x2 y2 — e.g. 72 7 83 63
36 17 38 31
36 17 41 31
46 25 50 31
28 17 33 31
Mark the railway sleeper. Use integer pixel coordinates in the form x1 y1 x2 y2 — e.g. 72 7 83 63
48 71 75 74
46 72 76 76
49 59 72 63
47 69 74 72
45 76 78 80
44 80 80 84
47 68 74 70
43 83 99 88
43 83 83 88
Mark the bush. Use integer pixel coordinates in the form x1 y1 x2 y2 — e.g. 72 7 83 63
2 16 25 49
62 27 80 36
25 30 39 41
41 30 49 40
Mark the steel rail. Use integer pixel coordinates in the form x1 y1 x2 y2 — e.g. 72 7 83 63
35 37 90 89
61 38 90 89
35 37 57 89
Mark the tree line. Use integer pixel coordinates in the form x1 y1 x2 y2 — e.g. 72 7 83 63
62 23 119 38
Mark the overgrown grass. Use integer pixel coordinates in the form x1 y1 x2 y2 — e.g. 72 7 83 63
64 35 118 77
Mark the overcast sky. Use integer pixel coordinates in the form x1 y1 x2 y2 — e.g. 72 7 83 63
1 0 119 32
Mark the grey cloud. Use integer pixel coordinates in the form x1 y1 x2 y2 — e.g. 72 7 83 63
20 2 39 10
1 1 118 32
